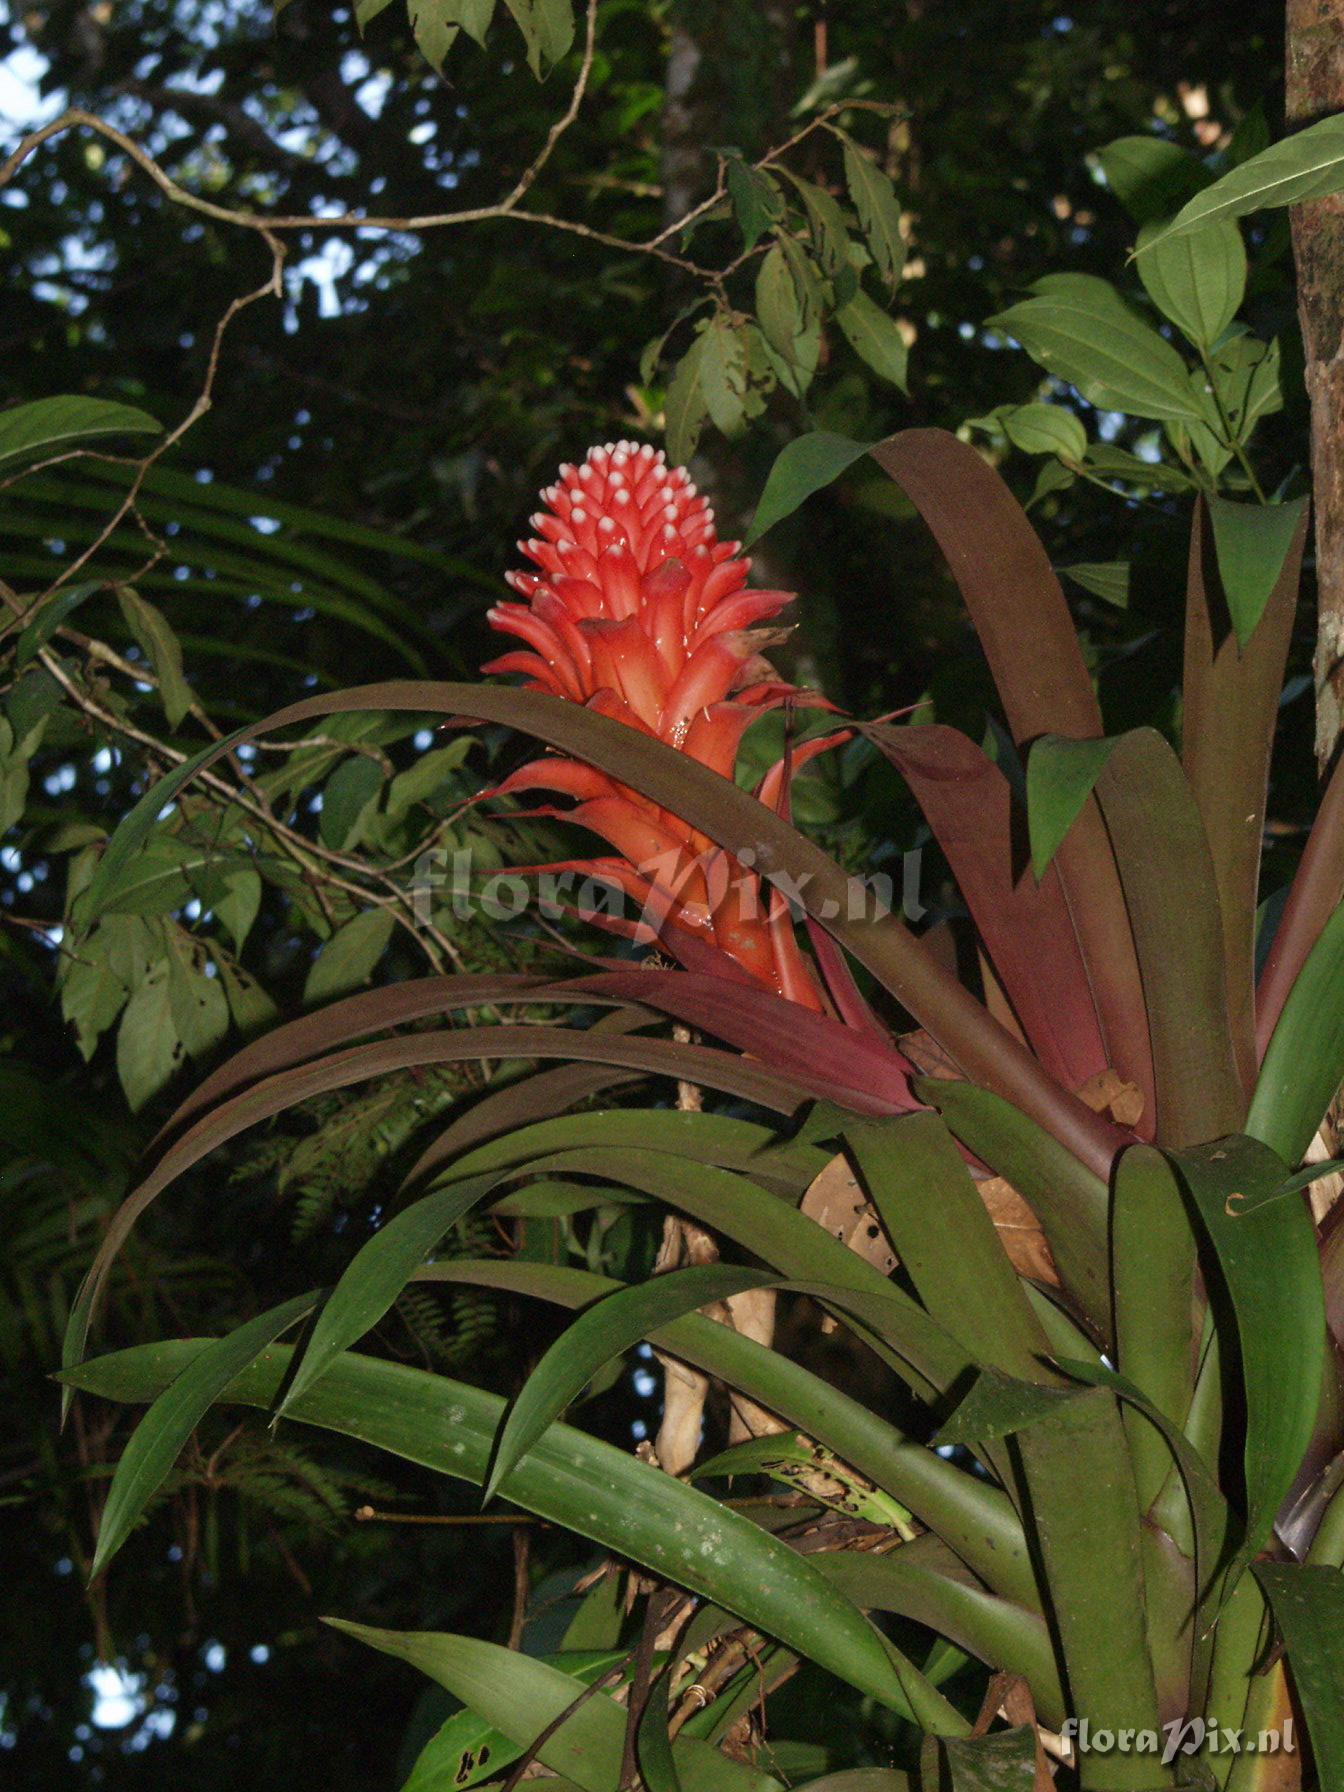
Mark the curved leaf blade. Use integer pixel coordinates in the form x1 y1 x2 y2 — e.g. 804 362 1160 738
89 1291 319 1579
69 1342 966 1730
485 1264 776 1500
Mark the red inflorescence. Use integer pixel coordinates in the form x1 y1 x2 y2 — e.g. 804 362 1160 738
484 441 831 1009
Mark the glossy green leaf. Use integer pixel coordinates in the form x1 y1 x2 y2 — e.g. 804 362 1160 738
744 432 874 547
1008 1390 1167 1789
485 1264 776 1500
1111 1146 1198 1513
403 1651 626 1792
1025 734 1123 880
1172 1136 1326 1560
68 1342 966 1728
419 1258 1037 1607
511 1146 971 1397
815 1543 1063 1728
1094 729 1245 1149
844 1116 1057 1383
1139 112 1344 250
320 753 384 850
13 580 104 669
302 908 394 1004
664 331 710 466
913 1081 1112 1340
938 1728 1039 1790
1092 135 1213 223
1059 561 1129 607
1136 217 1246 350
424 1108 830 1198
90 1291 319 1578
115 586 195 728
1205 495 1309 649
989 279 1206 422
837 134 905 287
330 1625 627 1792
0 395 160 477
1002 402 1087 462
276 1172 501 1416
1253 1562 1344 1785
834 291 909 391
1250 902 1344 1165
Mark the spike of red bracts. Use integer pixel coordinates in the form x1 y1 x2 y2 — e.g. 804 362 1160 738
486 441 833 1009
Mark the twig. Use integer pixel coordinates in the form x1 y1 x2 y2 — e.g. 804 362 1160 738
499 1661 630 1792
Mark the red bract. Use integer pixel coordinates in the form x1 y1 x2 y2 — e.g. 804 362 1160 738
485 441 833 1008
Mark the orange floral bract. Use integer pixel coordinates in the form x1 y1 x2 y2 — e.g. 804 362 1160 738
485 441 829 1007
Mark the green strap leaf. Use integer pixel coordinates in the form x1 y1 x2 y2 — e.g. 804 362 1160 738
1093 729 1246 1149
89 1291 319 1578
915 1080 1112 1341
275 1172 501 1417
515 1146 972 1398
815 1543 1063 1730
419 1258 1037 1608
1205 495 1309 649
1250 900 1344 1167
402 1651 626 1792
485 1264 777 1500
1252 1562 1344 1786
1111 1145 1198 1514
1009 1390 1170 1788
1171 1136 1326 1561
844 1115 1058 1383
937 1728 1040 1791
326 1625 631 1792
70 1342 967 1730
744 431 874 548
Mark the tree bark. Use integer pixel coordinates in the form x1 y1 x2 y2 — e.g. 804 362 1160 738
1288 0 1344 766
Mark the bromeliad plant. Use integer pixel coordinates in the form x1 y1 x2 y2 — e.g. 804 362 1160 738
59 152 1344 1792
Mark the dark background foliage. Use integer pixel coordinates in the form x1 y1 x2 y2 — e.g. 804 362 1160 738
0 0 1299 1783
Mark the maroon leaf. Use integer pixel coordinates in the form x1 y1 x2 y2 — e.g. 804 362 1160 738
69 1023 821 1368
1183 498 1307 1092
1094 730 1244 1147
1258 746 1344 1059
89 680 1124 1177
868 721 1108 1093
566 969 919 1113
869 429 1153 1121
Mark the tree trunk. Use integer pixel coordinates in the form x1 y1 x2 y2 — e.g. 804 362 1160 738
1287 0 1344 766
